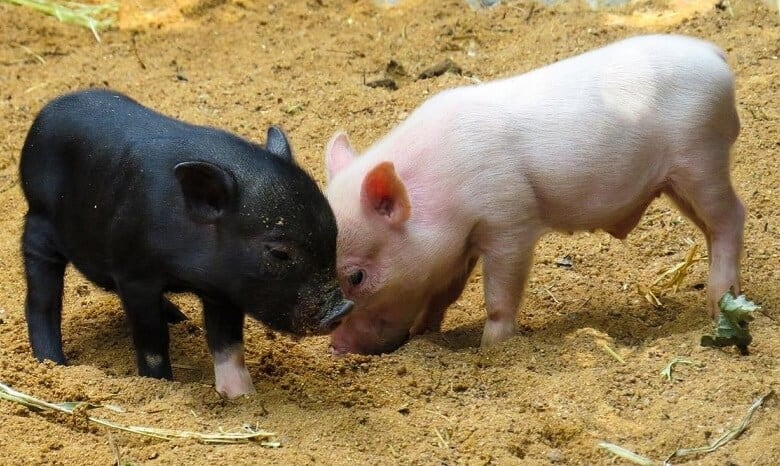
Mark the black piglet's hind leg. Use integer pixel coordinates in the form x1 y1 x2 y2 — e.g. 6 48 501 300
23 214 68 365
116 281 173 380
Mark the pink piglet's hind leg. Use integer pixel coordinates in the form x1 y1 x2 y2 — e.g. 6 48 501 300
666 147 745 319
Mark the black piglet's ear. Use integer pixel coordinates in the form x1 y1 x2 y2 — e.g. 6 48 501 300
266 126 293 162
174 161 236 224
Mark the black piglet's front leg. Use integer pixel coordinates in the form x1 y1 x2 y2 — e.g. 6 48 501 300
116 281 173 380
202 298 255 399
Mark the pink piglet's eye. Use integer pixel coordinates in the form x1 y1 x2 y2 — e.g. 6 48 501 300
348 270 365 286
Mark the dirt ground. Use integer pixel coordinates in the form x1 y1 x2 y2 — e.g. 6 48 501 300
0 0 778 464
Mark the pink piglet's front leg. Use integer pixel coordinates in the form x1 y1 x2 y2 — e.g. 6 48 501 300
411 256 479 336
479 234 539 347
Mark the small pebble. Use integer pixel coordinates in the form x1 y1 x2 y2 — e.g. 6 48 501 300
547 448 565 463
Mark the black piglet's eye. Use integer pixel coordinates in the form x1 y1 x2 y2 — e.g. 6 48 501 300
265 245 290 261
348 270 364 286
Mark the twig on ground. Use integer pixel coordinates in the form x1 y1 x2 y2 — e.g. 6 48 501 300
598 442 656 466
17 44 45 64
433 427 450 449
599 342 625 364
107 430 121 466
664 390 775 463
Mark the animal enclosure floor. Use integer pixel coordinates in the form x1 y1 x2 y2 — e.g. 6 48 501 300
0 0 778 464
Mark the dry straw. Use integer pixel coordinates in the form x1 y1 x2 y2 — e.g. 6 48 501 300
638 242 705 307
0 381 279 446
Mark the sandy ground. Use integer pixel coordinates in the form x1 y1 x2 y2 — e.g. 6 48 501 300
0 0 778 464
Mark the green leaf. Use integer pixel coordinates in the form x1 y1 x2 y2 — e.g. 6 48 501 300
701 291 760 354
1 0 118 42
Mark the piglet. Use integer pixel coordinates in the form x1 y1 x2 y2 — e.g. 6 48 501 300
325 34 744 355
20 89 352 398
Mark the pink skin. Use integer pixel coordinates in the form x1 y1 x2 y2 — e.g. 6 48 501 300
326 34 744 355
213 343 255 398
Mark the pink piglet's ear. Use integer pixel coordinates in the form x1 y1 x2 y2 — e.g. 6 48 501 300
361 161 411 227
325 131 357 181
